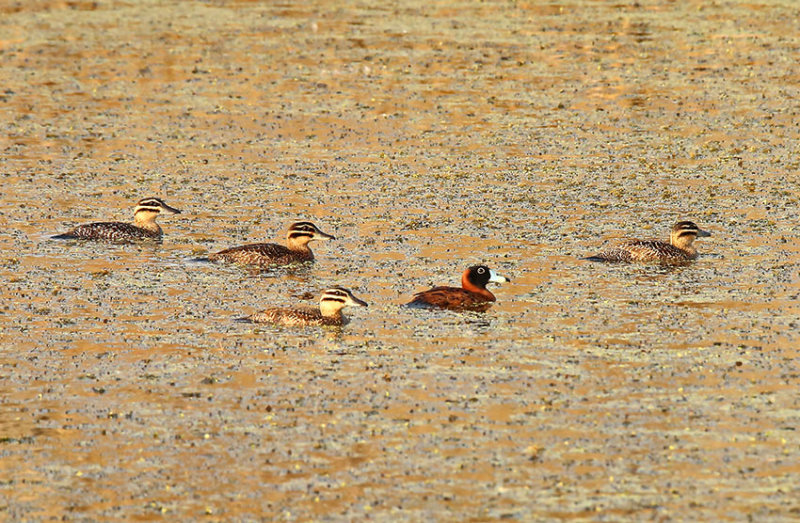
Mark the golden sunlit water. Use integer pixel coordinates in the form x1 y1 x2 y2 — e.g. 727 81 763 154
1 0 799 520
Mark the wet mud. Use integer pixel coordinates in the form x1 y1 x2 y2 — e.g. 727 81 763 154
1 0 799 520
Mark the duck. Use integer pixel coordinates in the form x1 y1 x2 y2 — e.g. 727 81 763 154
52 197 181 242
208 221 334 268
584 220 711 263
242 287 368 326
406 265 510 311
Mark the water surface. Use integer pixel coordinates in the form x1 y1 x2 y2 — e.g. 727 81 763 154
1 0 799 520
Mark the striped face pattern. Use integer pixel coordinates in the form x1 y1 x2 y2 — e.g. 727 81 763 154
208 221 334 267
670 221 711 247
53 196 181 242
585 220 711 263
287 221 335 241
320 287 368 308
247 287 368 326
134 197 182 216
673 221 699 238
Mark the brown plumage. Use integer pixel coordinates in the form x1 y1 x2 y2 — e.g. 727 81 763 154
52 197 181 242
244 287 368 327
208 221 334 268
406 265 511 311
585 221 711 264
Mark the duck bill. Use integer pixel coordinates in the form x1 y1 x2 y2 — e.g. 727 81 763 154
489 270 510 283
313 230 335 240
162 203 182 215
347 296 368 307
697 229 711 237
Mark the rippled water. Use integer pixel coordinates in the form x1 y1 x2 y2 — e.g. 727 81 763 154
2 0 799 520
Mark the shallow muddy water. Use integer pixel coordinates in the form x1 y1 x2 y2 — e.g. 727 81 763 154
1 0 799 520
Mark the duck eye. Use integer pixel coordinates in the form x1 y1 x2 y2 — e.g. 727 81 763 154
477 267 485 274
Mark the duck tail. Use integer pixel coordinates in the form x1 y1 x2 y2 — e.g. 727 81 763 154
52 233 78 240
582 256 607 262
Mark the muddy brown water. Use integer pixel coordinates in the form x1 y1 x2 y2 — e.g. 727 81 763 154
1 0 799 520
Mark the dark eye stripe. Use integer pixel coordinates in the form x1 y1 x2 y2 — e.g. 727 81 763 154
677 230 698 237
